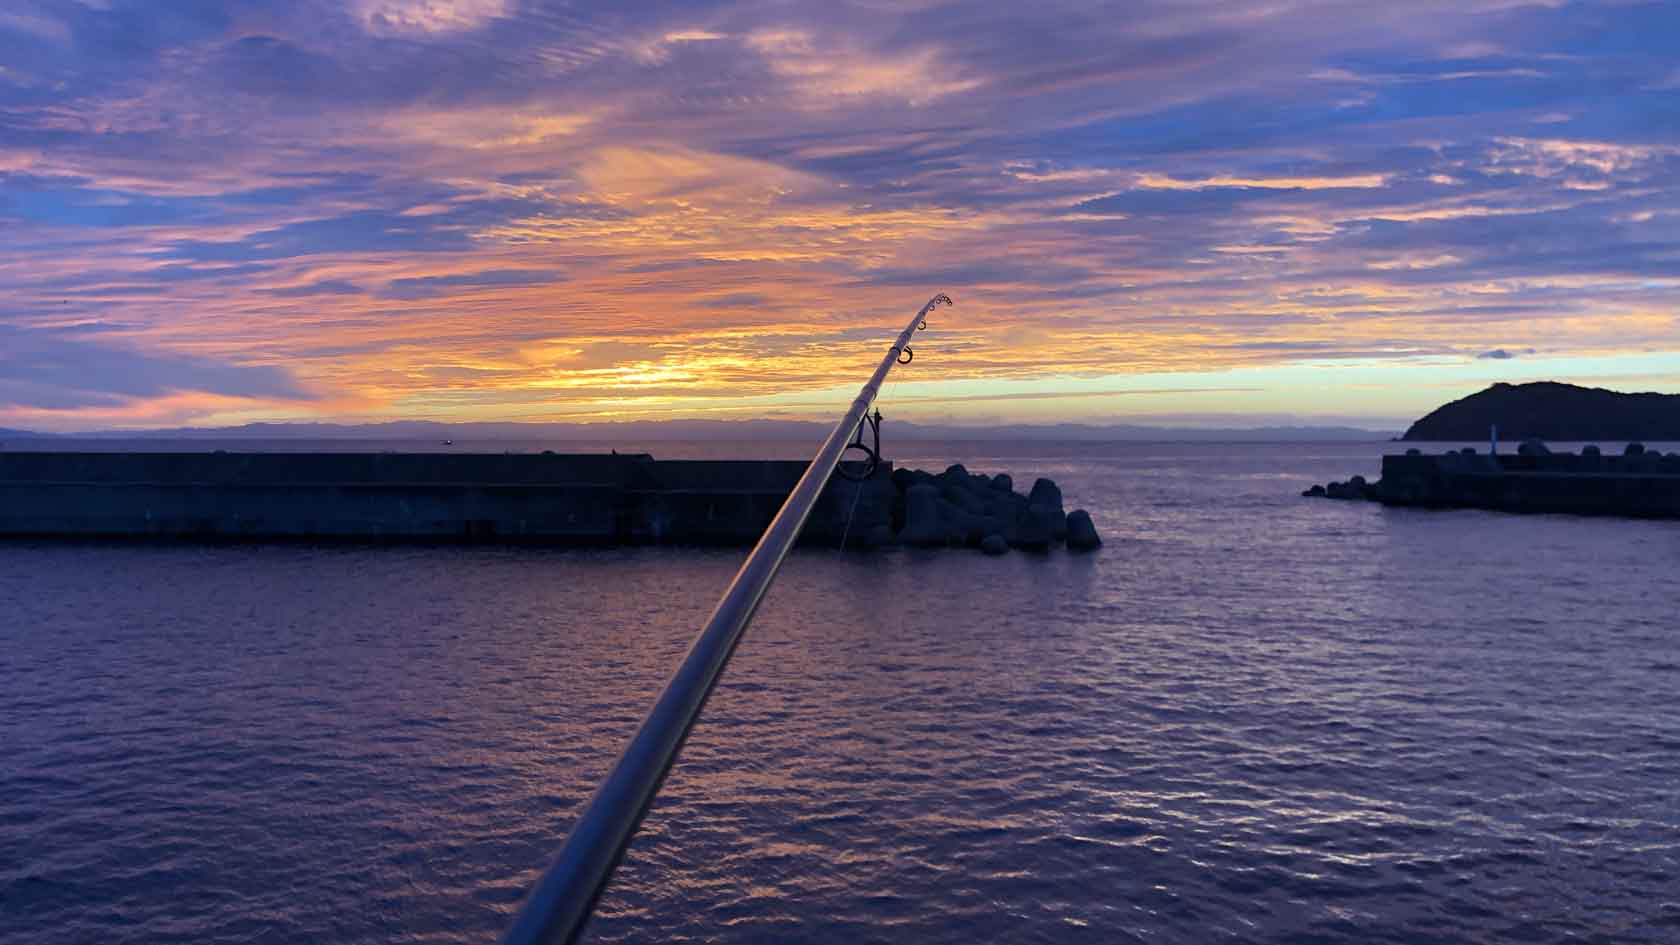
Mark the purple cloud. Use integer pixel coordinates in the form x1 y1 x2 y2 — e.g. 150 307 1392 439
0 0 1676 428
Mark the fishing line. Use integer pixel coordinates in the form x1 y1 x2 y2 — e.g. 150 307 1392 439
841 323 902 552
838 470 865 551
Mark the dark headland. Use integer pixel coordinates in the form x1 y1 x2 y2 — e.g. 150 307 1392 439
1402 382 1680 441
1309 381 1680 518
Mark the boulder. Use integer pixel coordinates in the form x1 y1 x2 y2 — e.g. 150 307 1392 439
1011 503 1057 551
994 490 1029 520
888 464 1099 551
1022 479 1067 538
1327 475 1378 500
977 489 1014 519
943 502 999 546
1066 510 1101 551
980 534 1009 556
1625 442 1646 457
862 524 895 549
940 480 986 515
899 484 951 547
1028 477 1063 512
1517 439 1551 456
1581 444 1601 457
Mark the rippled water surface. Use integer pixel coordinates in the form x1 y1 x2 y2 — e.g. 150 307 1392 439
5 441 1680 944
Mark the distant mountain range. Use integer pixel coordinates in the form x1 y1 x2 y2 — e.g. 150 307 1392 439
2 418 1390 442
14 382 1677 444
1402 382 1680 441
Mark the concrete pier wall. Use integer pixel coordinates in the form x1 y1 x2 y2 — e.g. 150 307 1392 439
0 452 893 544
1377 451 1680 517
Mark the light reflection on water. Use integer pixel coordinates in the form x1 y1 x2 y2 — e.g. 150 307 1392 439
3 441 1679 944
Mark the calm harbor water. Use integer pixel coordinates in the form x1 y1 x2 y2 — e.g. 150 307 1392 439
4 440 1680 944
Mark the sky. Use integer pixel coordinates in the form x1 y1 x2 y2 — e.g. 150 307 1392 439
0 0 1676 433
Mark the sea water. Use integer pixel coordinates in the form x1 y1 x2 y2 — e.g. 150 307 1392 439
3 441 1678 944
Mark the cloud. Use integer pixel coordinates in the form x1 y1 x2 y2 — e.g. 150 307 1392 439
354 0 508 36
1477 347 1536 359
262 279 365 298
0 326 314 410
0 175 219 227
382 107 593 150
0 11 70 43
627 29 731 65
1134 173 1388 191
380 268 563 299
3 0 1679 428
157 205 528 263
695 292 773 308
744 28 982 105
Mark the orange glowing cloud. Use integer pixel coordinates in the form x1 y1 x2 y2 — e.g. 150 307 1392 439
0 0 1677 432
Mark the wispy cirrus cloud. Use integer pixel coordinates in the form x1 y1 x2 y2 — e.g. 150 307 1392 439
381 268 563 299
354 0 509 36
0 0 1675 430
0 325 313 411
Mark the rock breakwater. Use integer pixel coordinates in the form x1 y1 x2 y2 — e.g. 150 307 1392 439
1302 442 1680 518
883 464 1101 553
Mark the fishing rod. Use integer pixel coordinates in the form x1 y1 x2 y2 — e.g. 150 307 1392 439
500 292 953 945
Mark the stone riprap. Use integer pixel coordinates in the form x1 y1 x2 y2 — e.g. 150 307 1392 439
891 464 1099 552
0 452 1100 551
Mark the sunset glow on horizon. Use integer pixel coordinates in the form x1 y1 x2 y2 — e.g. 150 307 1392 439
2 0 1677 432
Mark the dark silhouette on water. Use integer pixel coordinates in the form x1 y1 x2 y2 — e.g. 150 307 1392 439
1402 382 1680 441
0 450 1097 551
1305 441 1680 518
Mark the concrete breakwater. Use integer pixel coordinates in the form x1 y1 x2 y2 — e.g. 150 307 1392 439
1304 443 1680 518
0 452 1100 551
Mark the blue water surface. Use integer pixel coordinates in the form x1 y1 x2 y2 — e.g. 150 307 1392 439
3 440 1679 944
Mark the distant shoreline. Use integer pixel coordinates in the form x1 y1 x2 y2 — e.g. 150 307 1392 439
1 420 1394 443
